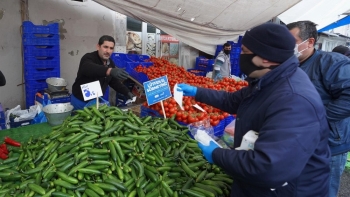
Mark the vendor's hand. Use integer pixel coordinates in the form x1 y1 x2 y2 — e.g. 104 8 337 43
177 83 197 97
127 92 135 100
197 141 219 164
110 68 129 81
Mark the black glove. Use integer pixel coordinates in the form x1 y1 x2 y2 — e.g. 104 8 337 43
110 68 129 81
127 92 135 100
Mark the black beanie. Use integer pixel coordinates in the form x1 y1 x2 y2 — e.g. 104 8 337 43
242 23 296 63
332 45 350 57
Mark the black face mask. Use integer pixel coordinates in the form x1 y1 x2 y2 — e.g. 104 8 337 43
239 54 264 76
224 50 231 55
239 54 279 77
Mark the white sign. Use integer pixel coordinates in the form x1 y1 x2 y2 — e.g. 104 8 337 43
80 81 103 101
173 84 184 110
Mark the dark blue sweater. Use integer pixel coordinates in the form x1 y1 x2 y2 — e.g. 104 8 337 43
195 56 330 197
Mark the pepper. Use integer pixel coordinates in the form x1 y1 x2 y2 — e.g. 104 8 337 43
0 152 8 160
4 137 21 147
0 143 9 154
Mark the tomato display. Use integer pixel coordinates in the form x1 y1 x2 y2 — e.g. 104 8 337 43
136 57 248 126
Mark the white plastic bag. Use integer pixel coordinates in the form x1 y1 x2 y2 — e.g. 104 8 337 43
5 105 38 129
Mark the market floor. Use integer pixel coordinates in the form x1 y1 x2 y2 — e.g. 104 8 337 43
338 170 350 197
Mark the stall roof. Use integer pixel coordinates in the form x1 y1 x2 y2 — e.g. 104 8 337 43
94 0 300 55
278 0 350 30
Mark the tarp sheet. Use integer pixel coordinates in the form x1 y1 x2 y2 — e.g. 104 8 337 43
318 15 350 32
278 0 350 31
94 0 300 55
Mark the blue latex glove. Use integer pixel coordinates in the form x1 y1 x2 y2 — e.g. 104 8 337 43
213 70 223 82
197 141 219 164
177 83 197 97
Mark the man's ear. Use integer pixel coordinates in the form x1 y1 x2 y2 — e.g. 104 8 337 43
308 38 316 47
96 44 100 50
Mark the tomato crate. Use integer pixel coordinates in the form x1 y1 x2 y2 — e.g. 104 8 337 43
24 45 60 58
140 105 161 117
126 62 151 84
126 54 150 62
22 21 59 34
187 69 207 77
111 53 134 62
23 34 60 46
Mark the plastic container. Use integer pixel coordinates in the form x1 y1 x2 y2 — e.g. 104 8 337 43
24 45 60 57
187 69 207 77
0 103 5 124
126 62 151 84
23 34 60 46
10 116 32 128
24 68 60 80
24 56 60 69
43 103 74 126
140 105 161 117
36 94 71 105
22 21 59 34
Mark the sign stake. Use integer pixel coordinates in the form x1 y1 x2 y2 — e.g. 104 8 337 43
160 100 166 119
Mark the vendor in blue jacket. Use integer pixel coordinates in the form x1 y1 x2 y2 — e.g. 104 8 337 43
178 23 331 197
287 20 350 197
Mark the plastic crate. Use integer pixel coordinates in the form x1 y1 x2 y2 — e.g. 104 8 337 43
126 62 150 84
9 116 32 128
36 94 71 105
24 68 60 80
24 56 60 69
23 34 60 46
112 58 127 69
225 115 235 126
187 69 207 77
25 79 48 91
111 53 134 62
22 21 59 34
0 123 5 130
0 103 4 123
140 105 161 117
24 45 59 57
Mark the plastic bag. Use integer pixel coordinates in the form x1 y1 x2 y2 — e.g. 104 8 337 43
221 119 235 148
32 99 51 124
84 97 110 108
5 105 38 129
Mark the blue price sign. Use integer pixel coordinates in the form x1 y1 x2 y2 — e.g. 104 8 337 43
143 75 172 106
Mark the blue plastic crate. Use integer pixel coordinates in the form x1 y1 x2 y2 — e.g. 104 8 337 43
36 94 71 105
22 21 59 34
24 45 59 57
24 56 60 69
0 103 4 123
25 68 60 80
23 34 60 46
112 58 127 69
0 123 5 130
9 116 32 128
140 105 161 117
187 69 207 77
25 79 48 91
126 62 150 84
111 53 134 62
225 115 235 127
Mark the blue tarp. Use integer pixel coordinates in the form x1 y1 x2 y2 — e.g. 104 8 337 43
318 16 350 32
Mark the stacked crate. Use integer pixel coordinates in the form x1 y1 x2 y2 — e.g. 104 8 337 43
0 103 5 130
22 21 60 108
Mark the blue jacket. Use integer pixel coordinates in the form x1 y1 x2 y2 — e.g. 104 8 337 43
195 56 330 197
300 50 350 155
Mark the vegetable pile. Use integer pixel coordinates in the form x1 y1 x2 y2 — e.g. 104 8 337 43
135 57 247 125
0 105 232 197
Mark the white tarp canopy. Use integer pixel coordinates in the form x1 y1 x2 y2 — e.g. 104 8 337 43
278 0 350 30
94 0 301 55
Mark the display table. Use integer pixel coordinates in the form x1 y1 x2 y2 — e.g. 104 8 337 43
0 123 53 143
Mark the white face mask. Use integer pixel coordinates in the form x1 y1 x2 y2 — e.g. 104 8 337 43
294 39 309 57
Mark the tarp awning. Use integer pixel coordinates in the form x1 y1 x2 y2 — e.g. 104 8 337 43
278 0 350 30
94 0 300 55
318 15 350 32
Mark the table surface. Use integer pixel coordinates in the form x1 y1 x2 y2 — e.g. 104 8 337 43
0 123 53 143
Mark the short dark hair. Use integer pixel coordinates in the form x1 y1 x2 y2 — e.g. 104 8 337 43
98 35 115 46
223 42 231 48
286 21 318 45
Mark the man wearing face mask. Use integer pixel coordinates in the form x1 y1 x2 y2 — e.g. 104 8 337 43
212 42 231 81
177 23 330 197
287 21 350 197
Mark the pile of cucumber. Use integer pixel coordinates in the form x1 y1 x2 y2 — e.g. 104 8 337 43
0 105 233 197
